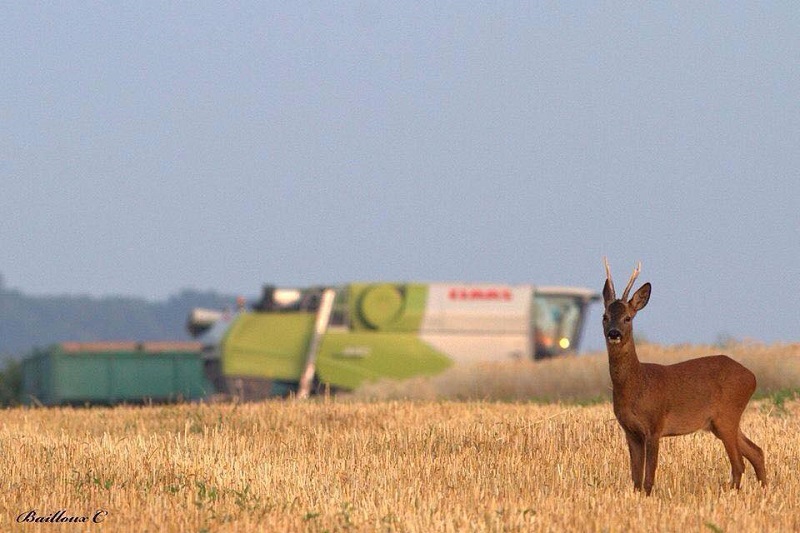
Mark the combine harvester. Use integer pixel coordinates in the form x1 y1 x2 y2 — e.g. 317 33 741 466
189 282 600 399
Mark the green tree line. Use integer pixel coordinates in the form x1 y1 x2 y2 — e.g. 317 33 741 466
0 283 237 357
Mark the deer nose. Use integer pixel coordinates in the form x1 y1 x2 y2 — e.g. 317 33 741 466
607 329 622 341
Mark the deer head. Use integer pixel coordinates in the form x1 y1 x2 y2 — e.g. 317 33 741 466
602 258 651 345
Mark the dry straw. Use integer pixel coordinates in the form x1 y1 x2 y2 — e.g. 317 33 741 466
351 342 800 403
1 343 798 532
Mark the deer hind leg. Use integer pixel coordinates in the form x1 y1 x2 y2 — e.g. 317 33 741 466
738 431 767 486
711 423 745 489
625 431 645 492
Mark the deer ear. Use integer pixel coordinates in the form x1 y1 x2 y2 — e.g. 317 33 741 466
629 282 651 312
603 279 615 307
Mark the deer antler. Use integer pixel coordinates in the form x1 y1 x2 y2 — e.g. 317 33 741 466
621 261 642 301
603 256 616 301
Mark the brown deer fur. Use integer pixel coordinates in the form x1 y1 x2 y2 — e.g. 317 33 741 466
602 259 766 495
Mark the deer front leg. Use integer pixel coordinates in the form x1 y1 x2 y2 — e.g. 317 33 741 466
643 436 660 496
625 431 645 492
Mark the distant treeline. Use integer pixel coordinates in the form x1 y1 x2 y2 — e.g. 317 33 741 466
0 278 238 358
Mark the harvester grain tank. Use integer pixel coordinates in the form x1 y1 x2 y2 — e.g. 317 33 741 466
189 282 600 399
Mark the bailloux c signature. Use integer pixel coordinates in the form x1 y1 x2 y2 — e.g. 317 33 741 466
16 509 108 524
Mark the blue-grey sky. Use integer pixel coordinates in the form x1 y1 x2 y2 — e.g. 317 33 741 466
2 3 799 351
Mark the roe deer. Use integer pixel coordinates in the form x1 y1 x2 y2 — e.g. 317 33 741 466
602 259 766 495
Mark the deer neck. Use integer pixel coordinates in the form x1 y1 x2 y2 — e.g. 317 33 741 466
607 338 642 390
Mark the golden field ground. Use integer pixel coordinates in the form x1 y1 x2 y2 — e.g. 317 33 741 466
2 343 799 532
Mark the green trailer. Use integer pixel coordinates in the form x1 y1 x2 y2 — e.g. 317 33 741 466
20 342 212 406
190 281 600 399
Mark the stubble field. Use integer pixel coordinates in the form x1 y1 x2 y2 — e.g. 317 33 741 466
2 343 799 532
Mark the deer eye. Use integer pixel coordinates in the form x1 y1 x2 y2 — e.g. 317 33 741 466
624 316 631 323
602 314 609 322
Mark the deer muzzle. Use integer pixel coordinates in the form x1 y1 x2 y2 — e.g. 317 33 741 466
606 328 622 344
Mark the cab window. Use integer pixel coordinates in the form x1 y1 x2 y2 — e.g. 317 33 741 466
533 295 584 358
